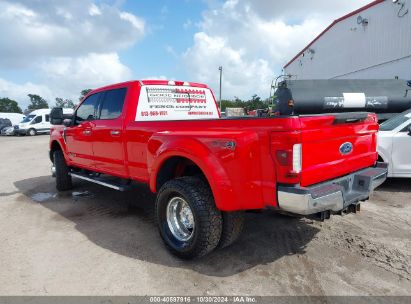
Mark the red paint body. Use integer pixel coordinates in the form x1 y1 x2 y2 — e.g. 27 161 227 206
50 80 379 211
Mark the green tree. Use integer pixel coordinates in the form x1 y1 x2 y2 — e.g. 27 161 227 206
246 94 265 110
220 100 234 111
27 94 49 111
55 97 75 108
219 94 273 112
0 97 22 113
79 89 92 101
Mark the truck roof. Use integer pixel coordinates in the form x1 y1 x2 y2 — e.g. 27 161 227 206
91 80 210 93
28 108 50 115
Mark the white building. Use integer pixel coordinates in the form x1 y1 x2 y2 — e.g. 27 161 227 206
284 0 411 80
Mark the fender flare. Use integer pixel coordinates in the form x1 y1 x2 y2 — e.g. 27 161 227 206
148 138 234 210
49 138 67 162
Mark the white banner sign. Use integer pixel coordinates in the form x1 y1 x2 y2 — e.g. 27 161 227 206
136 85 220 121
343 92 366 108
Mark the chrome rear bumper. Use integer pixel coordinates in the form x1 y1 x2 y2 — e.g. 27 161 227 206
277 162 388 216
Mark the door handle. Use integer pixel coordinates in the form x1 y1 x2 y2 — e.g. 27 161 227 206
82 129 92 136
110 130 121 136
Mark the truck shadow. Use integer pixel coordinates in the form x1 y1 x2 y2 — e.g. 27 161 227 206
377 178 411 193
15 176 320 277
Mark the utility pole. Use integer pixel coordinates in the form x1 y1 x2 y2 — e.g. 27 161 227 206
218 66 222 111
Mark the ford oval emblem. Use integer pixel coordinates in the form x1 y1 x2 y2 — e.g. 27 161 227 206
339 142 353 155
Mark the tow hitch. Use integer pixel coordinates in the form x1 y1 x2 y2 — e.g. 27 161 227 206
310 202 361 222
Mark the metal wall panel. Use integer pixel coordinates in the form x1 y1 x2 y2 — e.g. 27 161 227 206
285 0 411 80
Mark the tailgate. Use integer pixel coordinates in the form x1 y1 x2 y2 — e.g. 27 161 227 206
299 112 379 187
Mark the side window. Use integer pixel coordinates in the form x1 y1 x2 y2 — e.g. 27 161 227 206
99 88 127 120
400 123 411 132
45 114 50 122
76 93 100 123
32 116 42 124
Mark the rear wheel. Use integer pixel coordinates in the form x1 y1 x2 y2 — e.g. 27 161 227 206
53 150 72 191
27 128 36 136
156 176 222 259
218 211 245 248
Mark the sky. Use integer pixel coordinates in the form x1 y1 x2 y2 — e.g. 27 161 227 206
0 0 372 110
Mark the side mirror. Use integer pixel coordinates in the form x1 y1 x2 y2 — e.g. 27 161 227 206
50 108 64 125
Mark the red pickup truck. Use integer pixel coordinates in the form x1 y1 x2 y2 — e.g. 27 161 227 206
49 80 388 258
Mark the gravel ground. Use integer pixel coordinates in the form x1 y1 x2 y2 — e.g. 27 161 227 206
0 135 410 296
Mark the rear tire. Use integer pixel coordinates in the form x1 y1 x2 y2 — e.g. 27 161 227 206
156 176 222 259
218 211 245 248
54 150 72 191
27 128 36 136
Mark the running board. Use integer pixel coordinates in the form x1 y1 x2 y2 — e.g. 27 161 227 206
70 173 129 191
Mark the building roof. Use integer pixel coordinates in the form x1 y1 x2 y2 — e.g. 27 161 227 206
283 0 385 69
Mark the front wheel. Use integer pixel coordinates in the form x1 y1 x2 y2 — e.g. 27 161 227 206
53 150 72 191
156 176 222 259
27 128 36 136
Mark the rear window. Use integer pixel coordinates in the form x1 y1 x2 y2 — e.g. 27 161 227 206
99 88 127 120
136 85 219 121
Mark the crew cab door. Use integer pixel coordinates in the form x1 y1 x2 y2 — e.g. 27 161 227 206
65 93 101 168
392 123 411 176
36 114 50 133
30 115 43 132
91 87 127 177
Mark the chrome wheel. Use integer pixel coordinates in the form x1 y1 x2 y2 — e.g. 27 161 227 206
166 197 195 241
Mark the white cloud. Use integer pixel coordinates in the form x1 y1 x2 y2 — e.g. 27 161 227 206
0 0 145 68
184 33 273 99
40 53 132 93
183 0 370 99
239 0 371 20
1 52 132 109
0 0 144 109
0 79 54 109
120 12 145 31
88 3 101 16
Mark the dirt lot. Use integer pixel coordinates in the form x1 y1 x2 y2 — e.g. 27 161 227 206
0 135 410 296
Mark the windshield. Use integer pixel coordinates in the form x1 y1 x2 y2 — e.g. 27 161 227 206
21 114 36 123
380 109 411 131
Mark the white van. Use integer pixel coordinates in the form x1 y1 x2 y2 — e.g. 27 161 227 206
18 108 73 136
0 112 25 126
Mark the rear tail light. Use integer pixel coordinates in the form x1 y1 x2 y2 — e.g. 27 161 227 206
276 150 291 166
292 144 302 173
274 144 302 173
271 130 302 184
